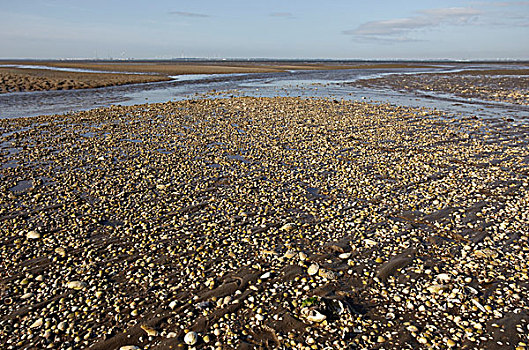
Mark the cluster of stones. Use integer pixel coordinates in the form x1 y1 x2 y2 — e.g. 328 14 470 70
355 72 529 105
0 97 528 349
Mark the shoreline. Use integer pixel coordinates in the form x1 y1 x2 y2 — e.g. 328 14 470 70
1 97 528 349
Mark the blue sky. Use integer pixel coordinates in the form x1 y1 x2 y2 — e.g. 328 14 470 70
1 0 528 59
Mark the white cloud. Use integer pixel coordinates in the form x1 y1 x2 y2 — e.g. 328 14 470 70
344 7 482 41
168 11 209 18
270 12 294 18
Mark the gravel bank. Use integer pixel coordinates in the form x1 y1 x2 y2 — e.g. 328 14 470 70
1 97 528 349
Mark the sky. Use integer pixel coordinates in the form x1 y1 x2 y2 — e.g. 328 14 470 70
1 0 528 60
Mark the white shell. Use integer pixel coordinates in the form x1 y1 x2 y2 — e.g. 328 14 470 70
307 263 319 276
26 231 41 239
184 331 198 345
66 281 87 290
302 308 327 323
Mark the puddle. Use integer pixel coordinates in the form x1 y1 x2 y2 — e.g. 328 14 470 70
1 127 32 138
120 139 143 143
306 187 328 199
156 148 173 154
226 154 250 163
207 142 226 148
2 160 18 169
9 179 33 193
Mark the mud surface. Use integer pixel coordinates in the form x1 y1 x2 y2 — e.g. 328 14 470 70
354 70 529 105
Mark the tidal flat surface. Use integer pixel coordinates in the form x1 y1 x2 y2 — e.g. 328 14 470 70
1 97 528 349
1 62 529 123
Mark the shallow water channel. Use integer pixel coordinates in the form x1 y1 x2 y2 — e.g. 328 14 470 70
1 63 528 124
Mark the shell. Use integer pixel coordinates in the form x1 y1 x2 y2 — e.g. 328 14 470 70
307 263 320 276
67 281 87 290
184 331 198 345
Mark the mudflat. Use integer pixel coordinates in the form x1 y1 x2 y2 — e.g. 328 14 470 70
354 69 529 105
1 97 528 349
0 67 171 93
0 60 440 94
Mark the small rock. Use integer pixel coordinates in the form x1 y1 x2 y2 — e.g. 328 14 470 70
338 252 351 259
471 298 488 313
407 325 419 332
364 238 377 247
119 346 140 350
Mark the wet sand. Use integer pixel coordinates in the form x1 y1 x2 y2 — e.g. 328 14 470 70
0 61 440 94
1 97 528 349
0 67 171 93
354 69 529 105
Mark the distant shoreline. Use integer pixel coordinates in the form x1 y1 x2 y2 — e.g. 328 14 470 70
0 60 446 94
